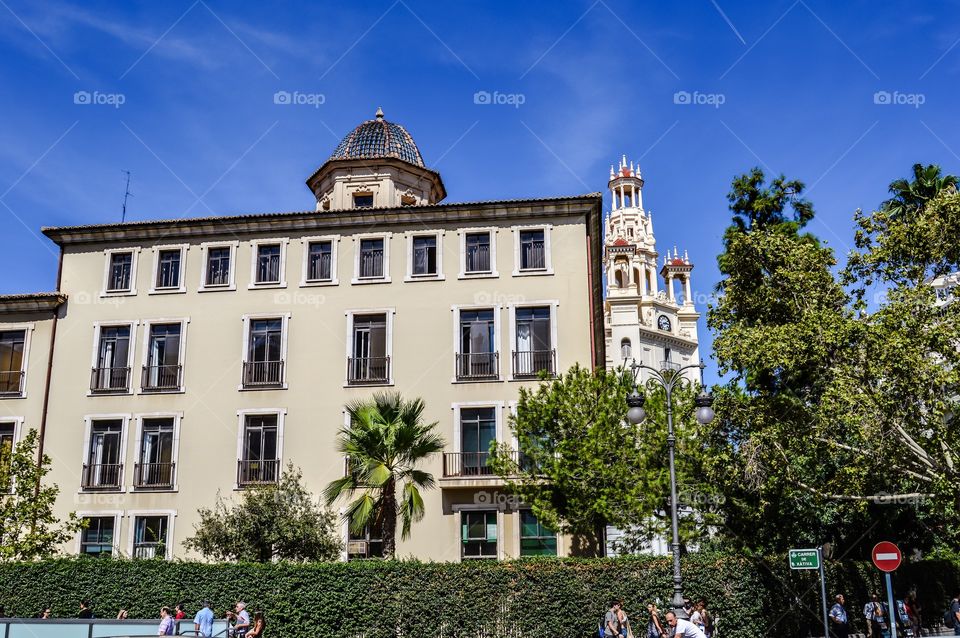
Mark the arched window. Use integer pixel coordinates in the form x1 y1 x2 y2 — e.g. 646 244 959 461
620 338 632 360
614 270 626 289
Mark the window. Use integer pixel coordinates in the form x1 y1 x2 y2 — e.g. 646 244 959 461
204 246 233 288
243 318 284 388
664 347 672 363
142 323 182 392
83 420 124 490
132 515 168 559
353 193 374 208
306 240 333 282
519 510 557 556
411 235 438 276
513 306 554 378
518 229 546 271
135 418 175 489
154 248 183 291
239 414 279 486
464 232 491 274
358 238 385 279
91 326 132 393
348 313 389 384
0 330 26 396
80 517 115 557
620 338 632 361
457 309 497 380
461 510 497 559
348 517 385 560
105 251 134 292
460 407 497 475
254 243 283 285
0 423 14 492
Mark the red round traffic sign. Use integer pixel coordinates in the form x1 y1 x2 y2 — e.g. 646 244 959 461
872 541 902 572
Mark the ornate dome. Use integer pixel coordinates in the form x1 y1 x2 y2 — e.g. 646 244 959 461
328 107 425 167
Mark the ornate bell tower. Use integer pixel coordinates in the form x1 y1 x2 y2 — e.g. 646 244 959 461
602 156 700 378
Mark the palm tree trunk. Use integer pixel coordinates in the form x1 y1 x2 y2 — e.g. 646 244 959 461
382 476 397 559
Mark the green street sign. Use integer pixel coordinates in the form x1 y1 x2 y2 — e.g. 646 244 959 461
789 548 820 570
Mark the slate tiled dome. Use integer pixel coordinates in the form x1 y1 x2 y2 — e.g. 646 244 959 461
329 107 425 167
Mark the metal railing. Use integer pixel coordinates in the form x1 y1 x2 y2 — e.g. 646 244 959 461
242 360 284 387
133 462 175 489
443 451 531 477
81 463 123 489
0 370 24 396
511 349 556 378
237 459 279 486
90 366 131 393
132 541 165 559
347 356 390 384
456 352 499 380
141 364 182 392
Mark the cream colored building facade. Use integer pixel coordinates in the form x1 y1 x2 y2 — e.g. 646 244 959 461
1 110 605 562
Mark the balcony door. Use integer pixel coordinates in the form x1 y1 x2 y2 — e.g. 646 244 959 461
0 330 25 394
459 310 496 379
350 314 387 382
460 407 496 476
138 418 174 488
246 319 283 385
515 307 552 376
95 326 130 390
86 420 123 488
145 324 181 390
240 415 278 484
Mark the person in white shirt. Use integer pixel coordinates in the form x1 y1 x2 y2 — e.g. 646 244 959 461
665 611 707 638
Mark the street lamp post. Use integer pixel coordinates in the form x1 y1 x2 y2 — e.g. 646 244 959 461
625 358 714 621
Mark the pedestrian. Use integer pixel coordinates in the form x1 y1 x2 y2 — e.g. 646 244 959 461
246 612 266 638
689 603 703 633
616 601 633 638
664 610 707 638
78 600 94 619
829 594 849 638
174 604 186 621
904 593 921 637
865 593 886 638
646 603 664 638
158 606 174 636
117 610 128 620
232 602 251 638
603 600 622 638
37 608 52 619
697 600 714 638
948 591 960 636
194 601 215 638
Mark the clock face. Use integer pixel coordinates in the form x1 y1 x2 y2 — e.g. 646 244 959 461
658 315 672 331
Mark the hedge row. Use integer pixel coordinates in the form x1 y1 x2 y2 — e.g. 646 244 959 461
0 554 956 638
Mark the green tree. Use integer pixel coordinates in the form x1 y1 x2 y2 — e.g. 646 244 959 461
184 463 341 562
323 392 444 559
490 364 720 555
881 163 958 220
0 429 81 561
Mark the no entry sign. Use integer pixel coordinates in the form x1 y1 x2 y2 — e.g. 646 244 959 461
872 541 902 572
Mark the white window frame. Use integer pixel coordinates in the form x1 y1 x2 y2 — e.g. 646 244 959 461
458 228 499 279
507 301 560 381
0 323 34 399
132 412 183 492
352 232 392 284
239 313 291 391
198 241 239 292
450 304 502 383
511 224 553 276
344 308 395 386
74 510 123 557
126 509 176 560
299 235 340 287
451 504 505 561
79 413 132 493
405 230 445 281
514 508 560 558
88 321 139 396
148 244 188 294
451 400 506 454
248 238 289 289
101 248 140 297
235 408 287 490
138 318 189 394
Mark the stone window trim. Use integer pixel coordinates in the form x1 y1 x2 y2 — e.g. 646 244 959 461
88 321 139 397
125 509 177 560
238 313 291 391
131 412 183 492
457 227 499 279
404 229 445 282
198 241 239 292
148 244 189 295
74 510 123 557
343 308 396 387
78 413 132 493
450 400 507 455
0 323 34 399
450 504 505 561
449 304 503 384
511 224 554 276
351 232 392 284
100 247 141 297
299 235 340 287
248 238 290 289
138 318 190 394
506 300 560 382
234 408 287 490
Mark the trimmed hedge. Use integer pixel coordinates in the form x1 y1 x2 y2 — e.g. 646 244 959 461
0 554 956 638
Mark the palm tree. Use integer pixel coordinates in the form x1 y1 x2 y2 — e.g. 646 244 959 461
323 392 444 558
882 163 958 219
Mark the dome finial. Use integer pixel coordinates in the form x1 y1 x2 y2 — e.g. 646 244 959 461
375 106 384 120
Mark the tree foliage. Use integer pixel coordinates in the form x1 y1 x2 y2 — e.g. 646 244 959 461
708 165 960 554
323 392 444 559
0 428 82 561
184 463 341 562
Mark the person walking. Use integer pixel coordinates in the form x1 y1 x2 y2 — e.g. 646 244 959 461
232 602 251 638
117 610 128 620
174 604 186 621
604 600 622 638
646 603 664 638
829 594 849 638
865 593 886 638
616 602 633 638
664 610 707 638
949 591 960 636
194 601 215 638
158 607 174 636
246 612 266 638
78 601 94 619
697 600 713 638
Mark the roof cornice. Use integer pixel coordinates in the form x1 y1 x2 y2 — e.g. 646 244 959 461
0 293 66 314
42 194 603 246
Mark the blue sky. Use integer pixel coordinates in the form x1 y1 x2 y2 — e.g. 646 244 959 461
1 0 958 383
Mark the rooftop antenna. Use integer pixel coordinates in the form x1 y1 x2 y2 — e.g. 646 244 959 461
120 170 133 222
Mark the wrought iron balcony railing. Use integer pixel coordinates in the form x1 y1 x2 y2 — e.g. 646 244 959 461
511 349 556 379
141 365 182 392
347 356 390 385
456 352 499 381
